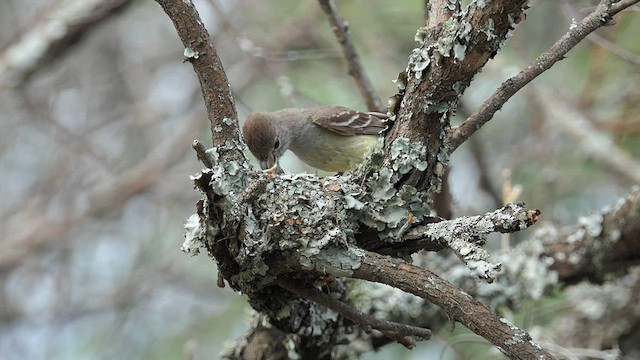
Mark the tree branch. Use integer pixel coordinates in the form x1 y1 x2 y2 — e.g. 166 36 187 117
354 250 555 360
382 0 530 196
317 0 384 112
155 0 244 162
367 203 539 261
544 188 640 282
447 0 640 151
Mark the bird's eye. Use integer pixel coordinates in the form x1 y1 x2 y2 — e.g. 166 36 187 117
274 138 280 149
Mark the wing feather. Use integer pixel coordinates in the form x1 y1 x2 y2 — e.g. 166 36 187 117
310 106 387 136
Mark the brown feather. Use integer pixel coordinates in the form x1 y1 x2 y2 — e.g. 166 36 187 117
309 106 387 136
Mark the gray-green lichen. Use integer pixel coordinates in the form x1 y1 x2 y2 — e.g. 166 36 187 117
182 146 250 258
500 317 538 348
480 18 497 40
423 215 502 281
347 280 432 323
300 245 364 277
414 26 428 43
183 47 199 59
434 18 472 61
389 137 428 174
229 172 365 287
406 12 475 79
407 27 431 79
442 0 458 11
347 138 433 239
407 47 431 79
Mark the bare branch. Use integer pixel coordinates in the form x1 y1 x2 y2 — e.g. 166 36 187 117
275 278 432 348
317 0 384 112
447 0 640 151
354 250 555 360
155 0 244 162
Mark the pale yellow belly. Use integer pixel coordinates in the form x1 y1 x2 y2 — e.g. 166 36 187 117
290 131 379 172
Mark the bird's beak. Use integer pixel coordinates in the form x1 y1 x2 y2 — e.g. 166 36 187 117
261 155 284 175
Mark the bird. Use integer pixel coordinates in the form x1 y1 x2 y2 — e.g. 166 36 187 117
242 106 387 173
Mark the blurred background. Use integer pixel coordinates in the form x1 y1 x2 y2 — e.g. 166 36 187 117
0 0 638 359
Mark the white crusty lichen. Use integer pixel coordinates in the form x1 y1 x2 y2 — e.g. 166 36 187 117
181 213 206 256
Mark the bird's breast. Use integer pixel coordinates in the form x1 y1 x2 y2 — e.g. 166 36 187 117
289 127 379 172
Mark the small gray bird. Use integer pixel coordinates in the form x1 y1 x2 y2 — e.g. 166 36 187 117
242 106 387 173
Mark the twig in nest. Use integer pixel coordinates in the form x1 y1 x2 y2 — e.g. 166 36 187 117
275 277 431 348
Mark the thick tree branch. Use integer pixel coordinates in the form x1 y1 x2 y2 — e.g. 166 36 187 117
317 0 384 112
354 251 555 360
381 0 530 197
447 0 640 151
155 0 244 162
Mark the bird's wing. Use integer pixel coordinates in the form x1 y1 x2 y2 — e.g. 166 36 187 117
310 106 387 136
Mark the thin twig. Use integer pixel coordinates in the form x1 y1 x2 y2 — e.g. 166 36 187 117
317 0 384 112
561 0 640 65
192 140 215 168
0 113 201 270
447 0 639 151
275 278 432 348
